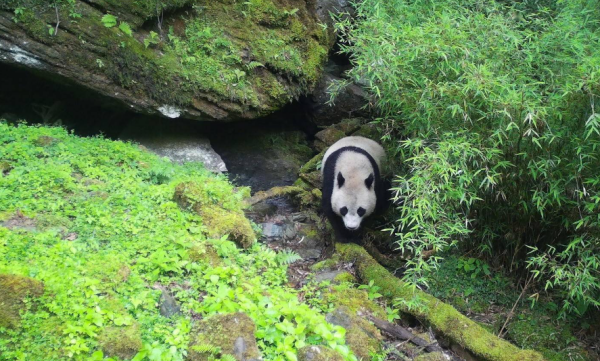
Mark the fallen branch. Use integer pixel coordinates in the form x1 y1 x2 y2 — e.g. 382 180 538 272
367 315 443 353
498 273 534 338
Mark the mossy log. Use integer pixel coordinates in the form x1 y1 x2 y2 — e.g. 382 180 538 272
335 243 546 361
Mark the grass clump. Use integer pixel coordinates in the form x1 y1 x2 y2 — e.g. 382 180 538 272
0 122 356 360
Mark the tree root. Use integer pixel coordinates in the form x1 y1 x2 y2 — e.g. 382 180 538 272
367 315 443 353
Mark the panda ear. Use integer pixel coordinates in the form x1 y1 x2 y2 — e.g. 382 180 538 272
365 173 374 190
337 172 345 188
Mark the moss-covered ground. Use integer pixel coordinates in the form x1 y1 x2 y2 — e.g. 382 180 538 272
0 122 357 360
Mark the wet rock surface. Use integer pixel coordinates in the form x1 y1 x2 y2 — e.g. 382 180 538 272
158 289 181 318
120 118 227 172
212 125 313 192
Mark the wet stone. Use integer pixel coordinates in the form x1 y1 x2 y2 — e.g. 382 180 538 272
314 270 346 284
159 289 181 318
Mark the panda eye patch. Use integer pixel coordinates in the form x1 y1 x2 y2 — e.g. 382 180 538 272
340 207 348 216
337 172 345 188
357 207 366 217
365 173 374 189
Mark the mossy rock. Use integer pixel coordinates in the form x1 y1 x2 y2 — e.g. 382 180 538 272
299 152 325 174
189 242 222 267
323 285 387 320
0 160 11 175
0 274 44 329
325 306 383 360
97 324 143 360
174 181 255 248
314 128 346 151
0 0 331 121
297 345 345 361
299 171 322 190
33 135 58 147
188 312 260 361
201 205 256 249
351 122 383 140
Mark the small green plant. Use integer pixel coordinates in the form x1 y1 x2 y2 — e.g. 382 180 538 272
118 21 132 36
358 280 383 300
457 257 491 279
101 14 117 28
144 31 160 48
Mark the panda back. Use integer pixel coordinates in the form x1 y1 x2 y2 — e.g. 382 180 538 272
322 136 385 176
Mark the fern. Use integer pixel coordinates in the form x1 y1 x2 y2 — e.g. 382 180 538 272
277 250 302 265
191 343 221 355
245 61 265 71
220 355 237 361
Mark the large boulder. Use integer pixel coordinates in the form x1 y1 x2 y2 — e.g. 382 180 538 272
0 0 333 121
302 62 369 127
0 274 44 329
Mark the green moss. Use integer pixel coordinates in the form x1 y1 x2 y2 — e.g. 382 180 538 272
174 181 256 248
188 312 260 361
33 136 58 147
506 311 589 361
323 285 386 319
335 243 546 361
97 324 143 360
0 161 11 176
299 152 324 174
332 272 356 284
415 352 447 361
311 256 341 272
201 205 256 248
189 242 222 267
0 274 44 329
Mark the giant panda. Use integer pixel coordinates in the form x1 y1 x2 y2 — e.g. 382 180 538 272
321 136 387 243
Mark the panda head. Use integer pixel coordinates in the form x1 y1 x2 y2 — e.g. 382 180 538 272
331 161 377 231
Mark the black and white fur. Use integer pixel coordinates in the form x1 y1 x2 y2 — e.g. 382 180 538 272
322 136 387 243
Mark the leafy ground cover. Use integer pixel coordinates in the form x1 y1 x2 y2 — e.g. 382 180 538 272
0 122 355 360
426 255 593 360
